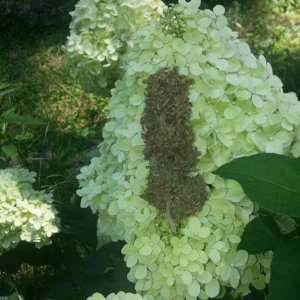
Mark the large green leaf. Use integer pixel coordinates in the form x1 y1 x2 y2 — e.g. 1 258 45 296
79 241 134 296
269 238 300 300
41 241 134 300
2 111 44 126
239 216 284 254
0 242 62 273
214 153 300 216
15 242 63 266
57 202 97 248
41 274 76 300
0 280 14 297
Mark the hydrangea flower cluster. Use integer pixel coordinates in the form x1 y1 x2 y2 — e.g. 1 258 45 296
78 0 300 298
87 292 155 300
64 0 166 94
0 167 60 251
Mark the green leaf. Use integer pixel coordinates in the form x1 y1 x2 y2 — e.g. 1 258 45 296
41 241 134 300
0 280 14 297
2 112 44 126
0 250 22 274
214 153 300 216
294 217 300 226
57 202 97 248
62 241 85 285
0 242 63 273
1 144 18 159
0 83 21 98
238 216 283 254
269 238 300 300
80 242 134 296
15 242 63 266
41 275 76 300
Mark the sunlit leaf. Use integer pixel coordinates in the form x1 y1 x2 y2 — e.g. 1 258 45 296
214 153 300 216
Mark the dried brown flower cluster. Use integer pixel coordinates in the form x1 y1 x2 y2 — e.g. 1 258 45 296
141 67 208 231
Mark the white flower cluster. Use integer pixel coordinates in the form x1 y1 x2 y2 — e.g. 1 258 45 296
78 0 300 298
0 167 60 251
65 0 166 94
87 292 155 300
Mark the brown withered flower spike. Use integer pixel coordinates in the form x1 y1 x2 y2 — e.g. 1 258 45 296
141 67 208 232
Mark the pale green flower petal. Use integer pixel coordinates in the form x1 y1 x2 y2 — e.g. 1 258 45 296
209 249 221 263
229 267 240 288
135 265 148 280
292 142 300 157
87 292 155 300
182 271 193 285
205 278 220 298
233 250 249 267
213 5 225 16
252 274 266 290
198 271 212 284
188 280 201 297
252 94 264 108
88 293 106 300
